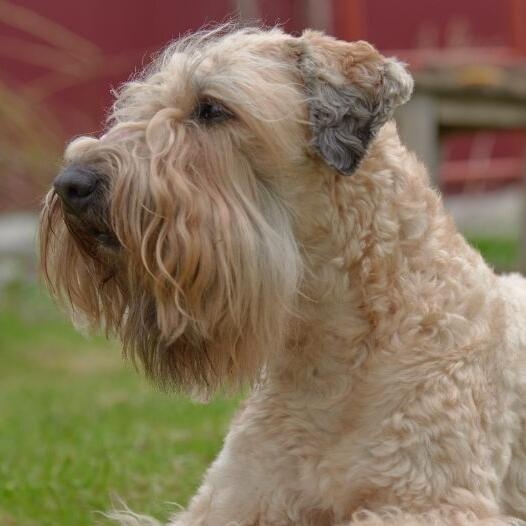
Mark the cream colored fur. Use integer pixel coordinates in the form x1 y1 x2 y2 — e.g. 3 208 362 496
39 27 526 525
166 122 526 526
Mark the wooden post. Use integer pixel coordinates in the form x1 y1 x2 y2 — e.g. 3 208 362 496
395 93 441 187
510 0 526 55
235 0 260 22
519 142 526 273
305 0 333 33
333 0 365 41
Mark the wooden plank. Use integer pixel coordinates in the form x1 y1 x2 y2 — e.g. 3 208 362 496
438 98 526 130
416 68 526 101
440 158 524 184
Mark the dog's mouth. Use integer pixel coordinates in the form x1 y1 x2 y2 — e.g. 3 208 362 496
91 228 120 249
60 202 120 251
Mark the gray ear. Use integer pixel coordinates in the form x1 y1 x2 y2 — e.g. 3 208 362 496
299 39 413 175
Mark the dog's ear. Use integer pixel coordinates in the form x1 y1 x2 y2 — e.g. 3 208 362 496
294 30 413 175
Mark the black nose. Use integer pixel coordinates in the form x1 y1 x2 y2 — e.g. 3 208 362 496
53 165 99 213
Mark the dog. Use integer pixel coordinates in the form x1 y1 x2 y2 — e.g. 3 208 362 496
39 26 526 526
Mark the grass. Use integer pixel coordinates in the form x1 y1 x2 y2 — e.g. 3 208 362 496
0 236 519 526
0 282 238 526
469 237 519 272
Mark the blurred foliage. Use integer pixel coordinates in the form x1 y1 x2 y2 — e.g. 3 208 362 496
0 81 62 210
0 0 112 211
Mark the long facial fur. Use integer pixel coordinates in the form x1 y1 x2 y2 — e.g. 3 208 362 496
40 25 412 396
40 26 305 396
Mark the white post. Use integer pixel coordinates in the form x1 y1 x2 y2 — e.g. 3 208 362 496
396 93 440 187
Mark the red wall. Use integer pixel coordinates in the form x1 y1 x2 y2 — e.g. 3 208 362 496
2 0 522 138
364 0 513 50
2 0 234 138
0 0 524 208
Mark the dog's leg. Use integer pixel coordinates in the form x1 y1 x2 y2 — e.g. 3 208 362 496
167 443 279 526
166 403 328 526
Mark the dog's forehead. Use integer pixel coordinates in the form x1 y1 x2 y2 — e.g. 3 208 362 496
130 34 299 120
165 30 293 80
200 29 292 59
97 29 304 143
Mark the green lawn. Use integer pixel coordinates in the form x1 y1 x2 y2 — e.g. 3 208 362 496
469 237 519 272
0 283 238 526
0 237 519 526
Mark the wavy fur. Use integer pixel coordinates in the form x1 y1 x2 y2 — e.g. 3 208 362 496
39 26 526 525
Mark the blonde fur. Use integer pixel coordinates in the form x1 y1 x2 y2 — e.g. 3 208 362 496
39 26 526 525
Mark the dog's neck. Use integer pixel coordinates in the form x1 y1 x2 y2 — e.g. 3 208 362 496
268 122 497 393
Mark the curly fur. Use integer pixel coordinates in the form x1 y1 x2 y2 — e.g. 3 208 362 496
39 26 526 525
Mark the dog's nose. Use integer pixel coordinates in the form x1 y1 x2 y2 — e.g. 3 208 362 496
53 165 99 213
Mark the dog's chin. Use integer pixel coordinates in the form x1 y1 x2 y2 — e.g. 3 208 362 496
121 312 217 395
119 292 268 396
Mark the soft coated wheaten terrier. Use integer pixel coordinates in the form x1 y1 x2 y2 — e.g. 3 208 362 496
40 26 526 526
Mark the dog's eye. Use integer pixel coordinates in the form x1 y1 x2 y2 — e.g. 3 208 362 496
194 99 232 123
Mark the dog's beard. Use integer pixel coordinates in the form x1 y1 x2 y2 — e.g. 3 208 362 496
40 136 301 396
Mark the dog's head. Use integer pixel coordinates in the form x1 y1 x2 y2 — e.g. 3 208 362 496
40 26 412 395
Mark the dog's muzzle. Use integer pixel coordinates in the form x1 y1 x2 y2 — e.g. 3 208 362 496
53 164 119 248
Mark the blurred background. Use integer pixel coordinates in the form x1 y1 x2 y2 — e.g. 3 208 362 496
0 1 525 525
